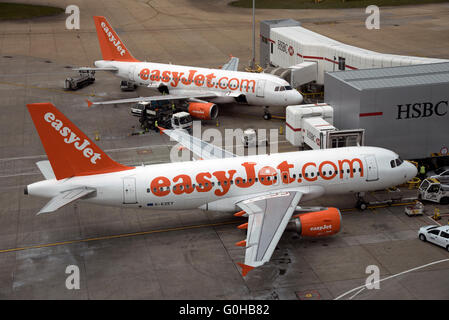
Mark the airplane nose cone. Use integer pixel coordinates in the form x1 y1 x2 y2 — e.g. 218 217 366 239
406 162 418 181
291 91 303 105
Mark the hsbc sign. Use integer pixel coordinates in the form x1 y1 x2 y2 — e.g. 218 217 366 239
396 100 448 119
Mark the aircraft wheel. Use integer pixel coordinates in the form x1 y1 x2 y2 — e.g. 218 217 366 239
357 200 368 211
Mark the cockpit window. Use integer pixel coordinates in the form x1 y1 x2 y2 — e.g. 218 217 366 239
280 86 285 91
285 86 292 90
275 86 279 92
391 157 403 168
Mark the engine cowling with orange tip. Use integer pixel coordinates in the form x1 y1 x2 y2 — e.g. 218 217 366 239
187 102 218 120
288 207 341 237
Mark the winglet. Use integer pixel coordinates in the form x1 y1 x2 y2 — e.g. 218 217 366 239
86 99 93 108
237 263 254 277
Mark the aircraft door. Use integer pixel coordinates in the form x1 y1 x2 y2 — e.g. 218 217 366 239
128 65 136 81
256 80 266 98
123 177 137 204
365 155 379 181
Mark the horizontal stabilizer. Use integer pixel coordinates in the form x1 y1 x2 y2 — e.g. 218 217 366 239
36 160 55 180
37 187 96 215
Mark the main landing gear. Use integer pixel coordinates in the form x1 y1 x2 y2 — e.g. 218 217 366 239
263 106 271 120
356 192 368 210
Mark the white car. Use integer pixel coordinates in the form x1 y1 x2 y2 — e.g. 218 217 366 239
418 225 449 251
427 166 449 183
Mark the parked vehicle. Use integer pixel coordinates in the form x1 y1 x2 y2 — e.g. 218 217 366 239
418 178 449 204
64 70 95 90
426 166 449 183
418 225 449 251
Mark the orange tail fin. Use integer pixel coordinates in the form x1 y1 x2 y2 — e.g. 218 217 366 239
93 16 139 62
27 103 133 180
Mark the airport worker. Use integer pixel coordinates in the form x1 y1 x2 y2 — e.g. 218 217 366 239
419 165 426 180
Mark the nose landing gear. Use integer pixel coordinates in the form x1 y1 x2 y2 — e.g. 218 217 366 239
356 192 368 210
263 106 271 120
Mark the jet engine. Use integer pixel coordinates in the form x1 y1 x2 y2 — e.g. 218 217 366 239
187 101 218 120
287 207 341 237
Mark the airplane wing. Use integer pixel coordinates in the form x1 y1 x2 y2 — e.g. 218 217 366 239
37 187 96 215
235 190 303 276
86 92 217 107
161 128 236 160
72 67 118 71
221 57 239 71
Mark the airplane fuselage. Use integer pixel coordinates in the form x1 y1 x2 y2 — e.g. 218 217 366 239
27 146 417 212
94 60 303 107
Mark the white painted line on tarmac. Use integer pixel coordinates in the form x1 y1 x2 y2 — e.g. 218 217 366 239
334 258 449 300
428 215 442 226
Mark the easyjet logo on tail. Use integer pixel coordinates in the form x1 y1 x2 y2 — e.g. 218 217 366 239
44 112 102 164
100 21 126 57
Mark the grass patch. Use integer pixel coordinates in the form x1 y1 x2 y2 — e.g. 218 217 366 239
0 2 64 20
229 0 449 9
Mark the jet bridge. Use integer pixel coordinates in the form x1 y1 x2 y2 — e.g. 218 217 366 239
286 103 364 150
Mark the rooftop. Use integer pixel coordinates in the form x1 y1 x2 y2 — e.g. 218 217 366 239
327 62 449 90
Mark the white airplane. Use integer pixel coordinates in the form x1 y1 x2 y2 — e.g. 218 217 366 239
79 16 303 120
25 103 417 275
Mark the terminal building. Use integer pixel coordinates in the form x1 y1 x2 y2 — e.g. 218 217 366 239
269 19 449 161
324 62 449 160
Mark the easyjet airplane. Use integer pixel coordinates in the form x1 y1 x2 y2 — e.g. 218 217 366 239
80 16 303 120
25 103 417 275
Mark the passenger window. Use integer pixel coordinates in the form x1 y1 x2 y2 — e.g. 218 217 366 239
280 87 285 91
440 231 449 239
429 230 440 236
275 86 279 92
428 185 440 193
